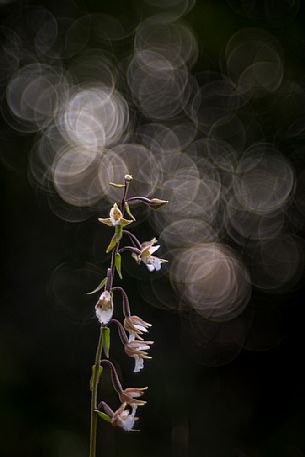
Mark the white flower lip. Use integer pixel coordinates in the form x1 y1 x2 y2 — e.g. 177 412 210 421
120 412 135 431
111 403 138 432
134 356 144 373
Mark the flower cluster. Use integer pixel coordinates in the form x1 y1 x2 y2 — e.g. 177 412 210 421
90 174 168 437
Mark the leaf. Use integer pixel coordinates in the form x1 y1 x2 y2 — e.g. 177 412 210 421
102 326 110 358
86 277 107 295
115 224 123 241
109 182 125 188
124 201 135 221
115 253 122 279
90 365 103 391
106 234 117 253
96 410 112 423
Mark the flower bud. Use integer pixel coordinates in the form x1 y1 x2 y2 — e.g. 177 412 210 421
149 198 168 208
124 174 133 182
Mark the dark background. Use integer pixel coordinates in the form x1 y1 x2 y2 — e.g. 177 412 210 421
1 1 305 457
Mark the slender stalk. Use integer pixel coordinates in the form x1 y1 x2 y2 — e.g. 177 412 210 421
126 196 150 205
123 230 142 249
122 181 130 208
89 326 104 457
100 359 123 393
89 177 131 457
108 248 117 290
111 286 131 317
109 318 129 344
118 246 141 255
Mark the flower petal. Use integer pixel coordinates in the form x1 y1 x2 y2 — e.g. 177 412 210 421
149 245 160 255
98 218 113 226
120 218 134 226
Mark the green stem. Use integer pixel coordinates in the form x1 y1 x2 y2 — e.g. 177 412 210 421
89 326 104 457
89 178 130 456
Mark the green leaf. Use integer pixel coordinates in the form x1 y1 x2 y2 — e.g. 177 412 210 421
102 326 110 358
90 365 103 391
86 277 107 295
124 201 135 221
96 410 112 423
106 234 117 253
115 253 122 279
109 182 125 188
115 224 123 241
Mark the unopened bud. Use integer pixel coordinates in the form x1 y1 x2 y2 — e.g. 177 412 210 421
149 198 168 208
124 174 133 182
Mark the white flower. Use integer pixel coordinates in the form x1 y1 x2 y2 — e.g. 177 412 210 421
132 238 168 273
98 202 133 227
111 403 138 431
95 290 113 325
124 340 154 373
124 315 152 342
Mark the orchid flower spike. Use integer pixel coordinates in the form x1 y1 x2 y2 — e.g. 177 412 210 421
111 402 139 431
132 238 168 272
124 340 154 373
124 315 152 342
98 203 133 227
95 290 113 325
119 387 148 406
